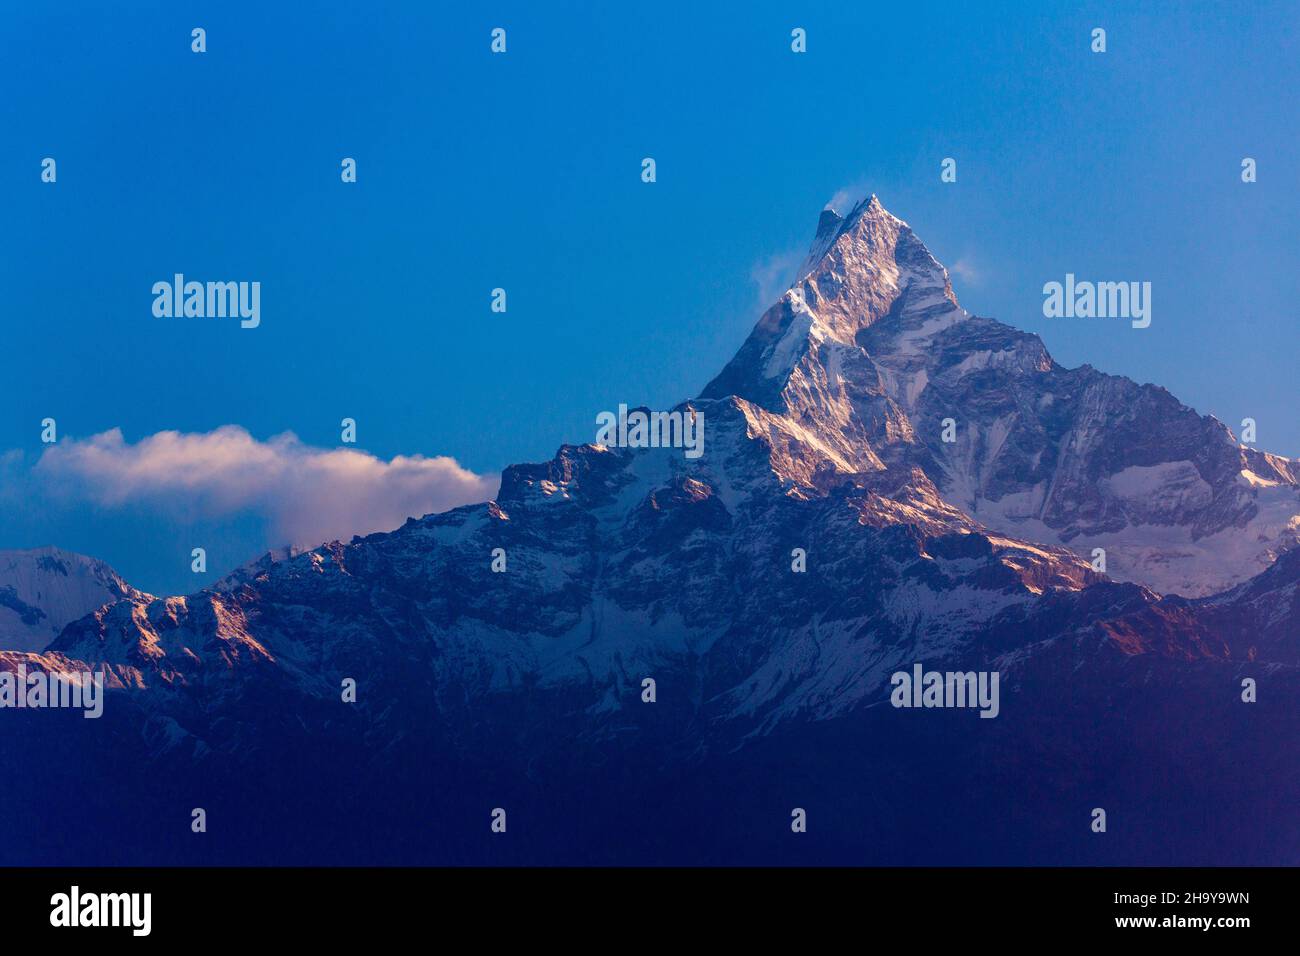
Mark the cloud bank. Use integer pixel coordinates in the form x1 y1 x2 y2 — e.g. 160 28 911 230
35 426 499 548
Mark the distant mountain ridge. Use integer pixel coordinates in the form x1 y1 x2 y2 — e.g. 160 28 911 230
0 546 148 652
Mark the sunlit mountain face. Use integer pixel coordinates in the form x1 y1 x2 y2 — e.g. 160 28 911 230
2 197 1297 866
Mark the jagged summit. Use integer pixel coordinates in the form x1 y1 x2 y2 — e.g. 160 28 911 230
804 193 898 272
791 193 959 338
821 192 897 222
702 195 1299 595
810 193 929 268
707 193 963 402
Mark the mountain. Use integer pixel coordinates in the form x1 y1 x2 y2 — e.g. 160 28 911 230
704 195 1300 597
0 546 149 652
2 196 1296 866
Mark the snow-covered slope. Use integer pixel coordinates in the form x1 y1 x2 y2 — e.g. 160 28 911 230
0 546 148 652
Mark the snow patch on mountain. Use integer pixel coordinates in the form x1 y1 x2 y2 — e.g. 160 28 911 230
1104 462 1214 518
969 480 1300 597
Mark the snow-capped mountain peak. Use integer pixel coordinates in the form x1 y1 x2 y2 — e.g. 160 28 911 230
0 546 149 652
705 195 1299 595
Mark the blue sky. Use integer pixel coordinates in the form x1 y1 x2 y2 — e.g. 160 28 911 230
1 1 1296 594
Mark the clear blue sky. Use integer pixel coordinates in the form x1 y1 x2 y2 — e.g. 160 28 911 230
2 1 1296 594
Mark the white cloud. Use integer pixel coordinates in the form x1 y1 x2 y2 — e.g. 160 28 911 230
750 248 804 308
826 185 866 214
950 257 981 285
34 426 499 547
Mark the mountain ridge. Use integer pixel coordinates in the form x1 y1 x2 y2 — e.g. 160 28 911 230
2 195 1297 865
